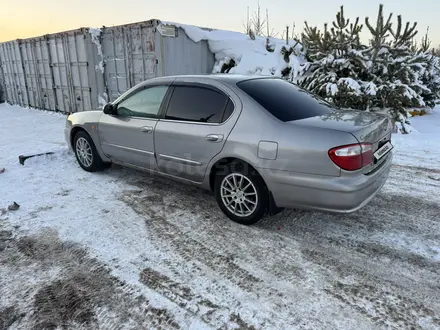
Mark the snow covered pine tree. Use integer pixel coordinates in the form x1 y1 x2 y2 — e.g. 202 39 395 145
365 4 431 132
298 4 440 132
299 6 371 109
418 29 440 109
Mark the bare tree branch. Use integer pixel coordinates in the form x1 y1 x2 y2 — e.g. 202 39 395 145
250 2 267 36
242 6 252 34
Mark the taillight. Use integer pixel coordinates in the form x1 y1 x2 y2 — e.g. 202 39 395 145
328 143 373 171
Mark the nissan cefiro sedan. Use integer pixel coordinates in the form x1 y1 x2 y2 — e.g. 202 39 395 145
65 74 394 225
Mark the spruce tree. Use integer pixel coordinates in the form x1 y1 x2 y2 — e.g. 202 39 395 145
364 4 393 110
389 15 427 108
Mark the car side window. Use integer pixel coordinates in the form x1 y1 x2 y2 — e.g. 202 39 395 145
116 86 168 119
165 85 231 123
237 78 333 122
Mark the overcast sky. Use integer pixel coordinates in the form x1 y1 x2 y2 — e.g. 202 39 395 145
1 0 439 47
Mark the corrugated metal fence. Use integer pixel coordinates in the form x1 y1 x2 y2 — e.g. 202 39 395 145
0 64 4 103
0 19 214 113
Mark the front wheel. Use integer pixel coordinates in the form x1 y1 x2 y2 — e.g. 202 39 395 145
214 162 269 225
73 131 110 172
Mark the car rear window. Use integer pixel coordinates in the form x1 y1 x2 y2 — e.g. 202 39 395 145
237 78 334 122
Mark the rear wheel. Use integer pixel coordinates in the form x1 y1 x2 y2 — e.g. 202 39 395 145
73 131 110 172
214 161 268 225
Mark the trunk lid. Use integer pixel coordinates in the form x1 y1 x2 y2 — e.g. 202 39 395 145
290 110 392 143
290 110 393 172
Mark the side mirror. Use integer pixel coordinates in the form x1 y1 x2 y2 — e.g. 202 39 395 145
103 103 115 115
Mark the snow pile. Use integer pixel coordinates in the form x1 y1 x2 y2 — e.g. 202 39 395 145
89 28 108 108
98 92 109 108
89 28 104 74
391 107 440 169
160 21 306 79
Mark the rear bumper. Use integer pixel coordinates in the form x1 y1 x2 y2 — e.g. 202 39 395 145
259 152 393 213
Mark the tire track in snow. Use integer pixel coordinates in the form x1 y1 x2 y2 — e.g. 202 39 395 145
121 189 287 330
0 227 194 330
120 178 380 329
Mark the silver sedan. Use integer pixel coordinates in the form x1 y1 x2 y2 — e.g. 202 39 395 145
65 74 394 225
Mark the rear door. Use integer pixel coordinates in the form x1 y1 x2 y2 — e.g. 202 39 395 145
98 85 169 170
154 81 237 182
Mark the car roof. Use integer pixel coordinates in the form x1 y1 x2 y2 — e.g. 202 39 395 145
117 74 281 101
143 73 277 86
111 74 286 105
186 74 276 83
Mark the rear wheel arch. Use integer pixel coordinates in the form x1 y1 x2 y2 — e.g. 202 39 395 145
209 157 265 191
212 158 284 225
209 157 284 218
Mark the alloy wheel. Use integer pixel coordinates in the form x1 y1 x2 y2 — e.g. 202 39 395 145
220 173 258 217
76 137 93 167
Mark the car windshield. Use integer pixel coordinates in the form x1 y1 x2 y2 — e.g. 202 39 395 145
237 78 336 122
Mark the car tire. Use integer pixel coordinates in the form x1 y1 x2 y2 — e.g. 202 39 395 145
73 130 110 172
214 161 269 225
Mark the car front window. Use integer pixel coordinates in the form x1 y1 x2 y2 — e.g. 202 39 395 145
116 86 168 118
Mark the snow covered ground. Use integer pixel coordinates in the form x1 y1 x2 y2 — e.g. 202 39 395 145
1 103 440 329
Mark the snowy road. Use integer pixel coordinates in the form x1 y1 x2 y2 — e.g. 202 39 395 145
1 104 439 330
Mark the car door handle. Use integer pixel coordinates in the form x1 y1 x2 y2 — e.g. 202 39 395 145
206 134 223 142
140 126 153 133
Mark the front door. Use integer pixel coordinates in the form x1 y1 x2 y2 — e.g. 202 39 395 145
98 85 169 170
154 82 238 182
